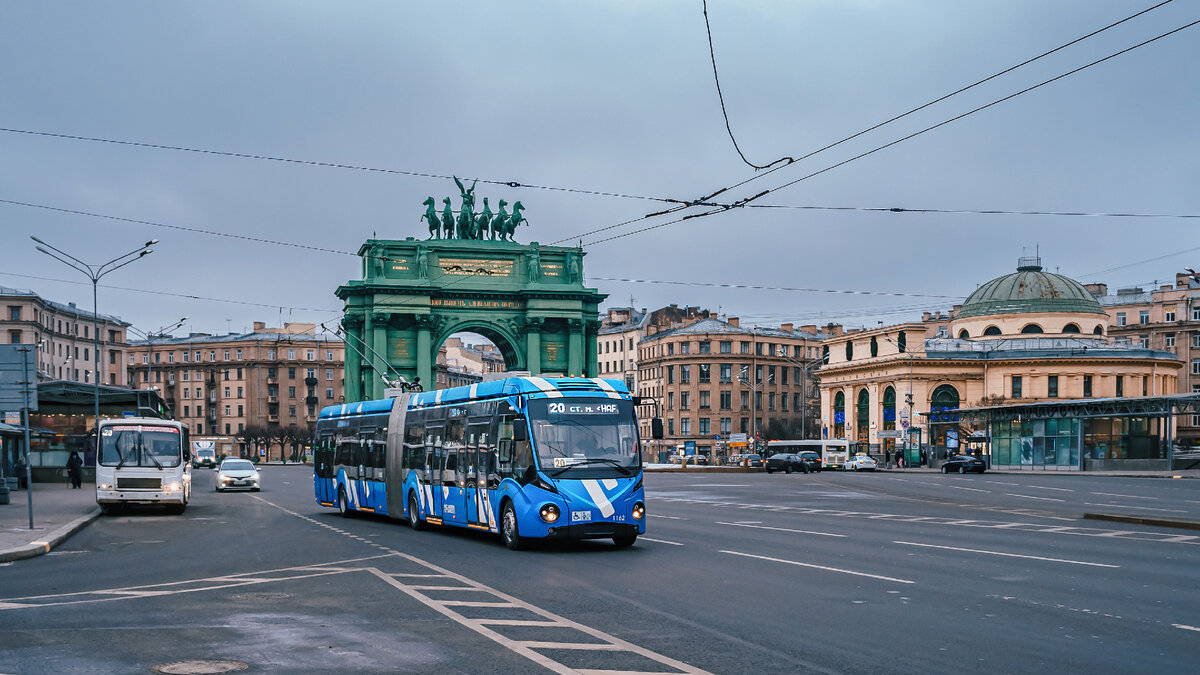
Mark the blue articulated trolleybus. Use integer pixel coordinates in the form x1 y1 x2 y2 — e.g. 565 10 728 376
313 376 662 550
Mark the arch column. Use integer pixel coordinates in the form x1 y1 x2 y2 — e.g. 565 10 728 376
568 319 584 376
525 317 543 375
415 315 435 391
342 314 364 402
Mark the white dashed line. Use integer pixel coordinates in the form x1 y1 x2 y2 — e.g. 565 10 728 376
1084 504 1188 513
641 537 684 546
720 550 914 584
1005 493 1065 502
716 522 845 538
1173 623 1200 632
893 541 1119 567
649 514 687 520
1021 485 1073 492
1091 492 1158 500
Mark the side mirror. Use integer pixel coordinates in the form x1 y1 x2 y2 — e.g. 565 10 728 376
512 419 528 442
651 418 664 440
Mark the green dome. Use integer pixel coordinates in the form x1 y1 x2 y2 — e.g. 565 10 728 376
958 261 1105 318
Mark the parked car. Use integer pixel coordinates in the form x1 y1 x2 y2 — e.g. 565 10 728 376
765 453 810 474
742 454 764 468
192 447 217 469
941 453 986 474
844 453 877 471
215 458 261 491
724 454 743 466
797 451 823 473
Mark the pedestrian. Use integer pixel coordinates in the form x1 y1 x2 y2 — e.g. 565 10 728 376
66 450 83 489
885 448 892 468
896 451 904 469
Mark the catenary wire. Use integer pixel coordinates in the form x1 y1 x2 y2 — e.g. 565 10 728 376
562 1 1179 244
584 17 1200 246
0 128 670 204
702 0 793 171
585 276 961 299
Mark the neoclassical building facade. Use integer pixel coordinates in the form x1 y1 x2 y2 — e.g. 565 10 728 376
818 260 1183 470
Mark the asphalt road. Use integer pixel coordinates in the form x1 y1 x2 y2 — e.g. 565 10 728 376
1 466 1197 674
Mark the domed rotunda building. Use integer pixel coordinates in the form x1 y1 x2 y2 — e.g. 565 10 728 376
817 258 1185 471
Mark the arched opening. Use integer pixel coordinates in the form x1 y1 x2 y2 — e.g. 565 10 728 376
856 389 870 443
958 329 970 339
930 384 961 461
1020 324 1044 334
983 326 1002 336
833 391 845 438
1093 325 1104 335
1062 323 1080 334
870 336 878 357
435 329 513 390
882 386 896 458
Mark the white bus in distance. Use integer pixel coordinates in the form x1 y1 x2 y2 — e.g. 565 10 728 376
763 439 863 470
95 417 192 515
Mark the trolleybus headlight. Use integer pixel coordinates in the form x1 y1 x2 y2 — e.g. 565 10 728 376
164 482 182 492
99 483 112 490
539 504 560 523
632 502 645 520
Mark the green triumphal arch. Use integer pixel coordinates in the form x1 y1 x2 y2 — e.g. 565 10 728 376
336 235 606 402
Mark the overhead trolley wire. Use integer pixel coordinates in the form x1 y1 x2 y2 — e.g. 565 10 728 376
559 1 1179 245
0 128 670 204
583 16 1200 247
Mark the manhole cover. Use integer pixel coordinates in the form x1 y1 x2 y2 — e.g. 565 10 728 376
152 661 248 674
230 591 291 601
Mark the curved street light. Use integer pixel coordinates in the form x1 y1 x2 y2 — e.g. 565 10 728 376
127 318 187 398
31 236 156 430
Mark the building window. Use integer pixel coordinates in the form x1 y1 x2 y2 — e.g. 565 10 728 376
9 330 21 344
223 350 230 361
767 366 775 384
307 349 314 360
1083 375 1093 398
740 391 749 410
680 342 690 355
1193 359 1200 376
224 405 231 416
288 386 296 398
288 367 296 379
289 405 296 417
1139 337 1148 349
740 341 750 354
209 350 216 361
7 306 19 321
326 368 334 380
224 387 231 397
720 341 731 354
667 418 675 435
183 405 189 417
666 366 674 384
680 391 690 409
720 417 731 434
1139 310 1149 325
1116 312 1126 326
1166 309 1176 322
699 364 710 383
755 365 763 384
182 351 189 362
680 418 691 436
167 353 174 363
698 341 711 354
768 392 776 411
1047 375 1058 398
699 417 710 435
1193 307 1200 321
1012 376 1022 399
326 387 334 399
267 349 275 360
1194 333 1200 349
699 390 711 409
238 404 243 416
845 341 853 360
720 391 732 410
667 343 674 356
1116 376 1124 397
1166 333 1176 348
719 364 731 383
327 350 334 361
237 349 243 360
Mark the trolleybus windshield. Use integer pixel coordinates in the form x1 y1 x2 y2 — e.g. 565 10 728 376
526 398 640 477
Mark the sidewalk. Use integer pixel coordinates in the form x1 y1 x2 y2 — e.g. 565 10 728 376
879 466 1200 479
0 482 100 563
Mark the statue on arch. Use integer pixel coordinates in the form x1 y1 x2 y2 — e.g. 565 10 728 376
416 245 430 278
441 198 455 239
421 197 442 238
475 197 493 241
454 176 477 239
491 200 509 241
526 247 541 281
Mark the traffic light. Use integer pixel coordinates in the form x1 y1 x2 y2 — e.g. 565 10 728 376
904 393 914 406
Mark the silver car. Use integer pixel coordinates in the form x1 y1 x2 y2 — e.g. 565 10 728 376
215 459 261 492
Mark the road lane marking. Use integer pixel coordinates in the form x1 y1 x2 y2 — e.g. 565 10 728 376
1084 503 1188 513
940 484 990 493
719 550 914 584
641 537 684 546
716 522 845 538
985 481 1022 486
1091 492 1158 500
893 541 1119 567
1021 485 1073 492
649 514 686 520
1005 493 1065 502
1173 623 1200 632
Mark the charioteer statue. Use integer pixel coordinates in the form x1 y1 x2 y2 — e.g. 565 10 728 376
421 176 529 241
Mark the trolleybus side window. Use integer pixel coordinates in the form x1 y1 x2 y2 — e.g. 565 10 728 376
403 420 425 471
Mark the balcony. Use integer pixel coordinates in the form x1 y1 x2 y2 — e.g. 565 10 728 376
268 396 278 404
305 396 319 405
268 414 279 423
304 376 318 387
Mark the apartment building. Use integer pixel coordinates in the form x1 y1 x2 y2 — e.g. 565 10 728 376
637 316 828 462
127 321 344 456
0 286 130 385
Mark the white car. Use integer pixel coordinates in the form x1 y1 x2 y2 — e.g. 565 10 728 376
215 459 261 491
844 454 877 471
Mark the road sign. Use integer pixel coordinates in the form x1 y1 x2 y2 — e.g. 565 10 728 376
899 409 909 420
878 430 903 439
714 435 721 441
901 420 909 429
0 346 37 412
729 433 747 443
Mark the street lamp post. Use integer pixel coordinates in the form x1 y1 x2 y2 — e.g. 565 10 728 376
776 348 828 440
128 318 187 399
32 237 156 432
881 332 916 466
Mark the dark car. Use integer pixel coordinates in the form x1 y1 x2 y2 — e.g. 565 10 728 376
941 454 986 474
797 451 823 472
765 453 809 474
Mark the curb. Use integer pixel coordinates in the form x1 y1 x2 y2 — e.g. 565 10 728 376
1083 512 1200 532
0 508 102 564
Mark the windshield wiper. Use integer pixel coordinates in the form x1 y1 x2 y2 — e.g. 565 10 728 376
547 457 633 476
144 448 163 469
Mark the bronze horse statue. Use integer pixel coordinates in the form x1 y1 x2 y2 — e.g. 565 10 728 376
490 200 508 240
421 197 442 238
502 201 528 241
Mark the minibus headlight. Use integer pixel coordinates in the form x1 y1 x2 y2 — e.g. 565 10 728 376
539 504 560 523
632 502 645 520
164 482 182 492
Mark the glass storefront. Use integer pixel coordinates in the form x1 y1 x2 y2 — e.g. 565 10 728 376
991 416 1163 469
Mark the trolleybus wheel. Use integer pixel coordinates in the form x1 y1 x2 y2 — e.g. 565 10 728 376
501 502 525 551
613 534 637 548
337 486 353 518
409 493 426 531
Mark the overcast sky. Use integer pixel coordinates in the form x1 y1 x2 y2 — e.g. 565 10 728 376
2 1 1196 343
